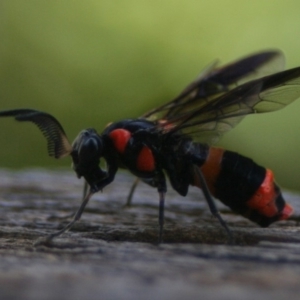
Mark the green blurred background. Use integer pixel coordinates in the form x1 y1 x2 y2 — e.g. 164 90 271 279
1 0 300 191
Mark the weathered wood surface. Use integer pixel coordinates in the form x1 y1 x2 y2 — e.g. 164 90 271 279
0 169 300 300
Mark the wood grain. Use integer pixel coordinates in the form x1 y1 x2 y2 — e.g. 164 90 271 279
0 169 300 300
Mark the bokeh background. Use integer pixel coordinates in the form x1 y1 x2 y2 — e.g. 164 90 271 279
1 0 300 191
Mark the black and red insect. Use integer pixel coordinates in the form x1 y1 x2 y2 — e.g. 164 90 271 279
1 50 299 244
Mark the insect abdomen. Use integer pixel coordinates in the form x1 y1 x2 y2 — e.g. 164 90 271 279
194 147 293 226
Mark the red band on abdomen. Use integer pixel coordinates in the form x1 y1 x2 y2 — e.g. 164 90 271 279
198 147 224 195
246 169 281 218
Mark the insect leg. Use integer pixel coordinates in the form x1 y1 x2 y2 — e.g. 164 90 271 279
83 180 89 199
125 177 140 207
52 180 89 221
158 190 165 243
155 172 167 243
193 166 233 242
34 190 94 246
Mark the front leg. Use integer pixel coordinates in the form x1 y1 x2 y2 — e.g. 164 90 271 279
35 161 118 246
34 189 95 246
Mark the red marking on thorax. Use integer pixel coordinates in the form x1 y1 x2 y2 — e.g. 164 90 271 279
246 169 293 219
136 146 155 172
109 129 131 153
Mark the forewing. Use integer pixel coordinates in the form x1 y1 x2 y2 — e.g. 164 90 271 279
143 50 285 121
0 109 72 158
162 67 300 143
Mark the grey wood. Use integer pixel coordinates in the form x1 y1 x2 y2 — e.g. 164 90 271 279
0 169 299 300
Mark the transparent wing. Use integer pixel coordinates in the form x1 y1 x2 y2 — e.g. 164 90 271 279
141 50 300 143
157 67 300 143
0 109 72 158
143 50 285 121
